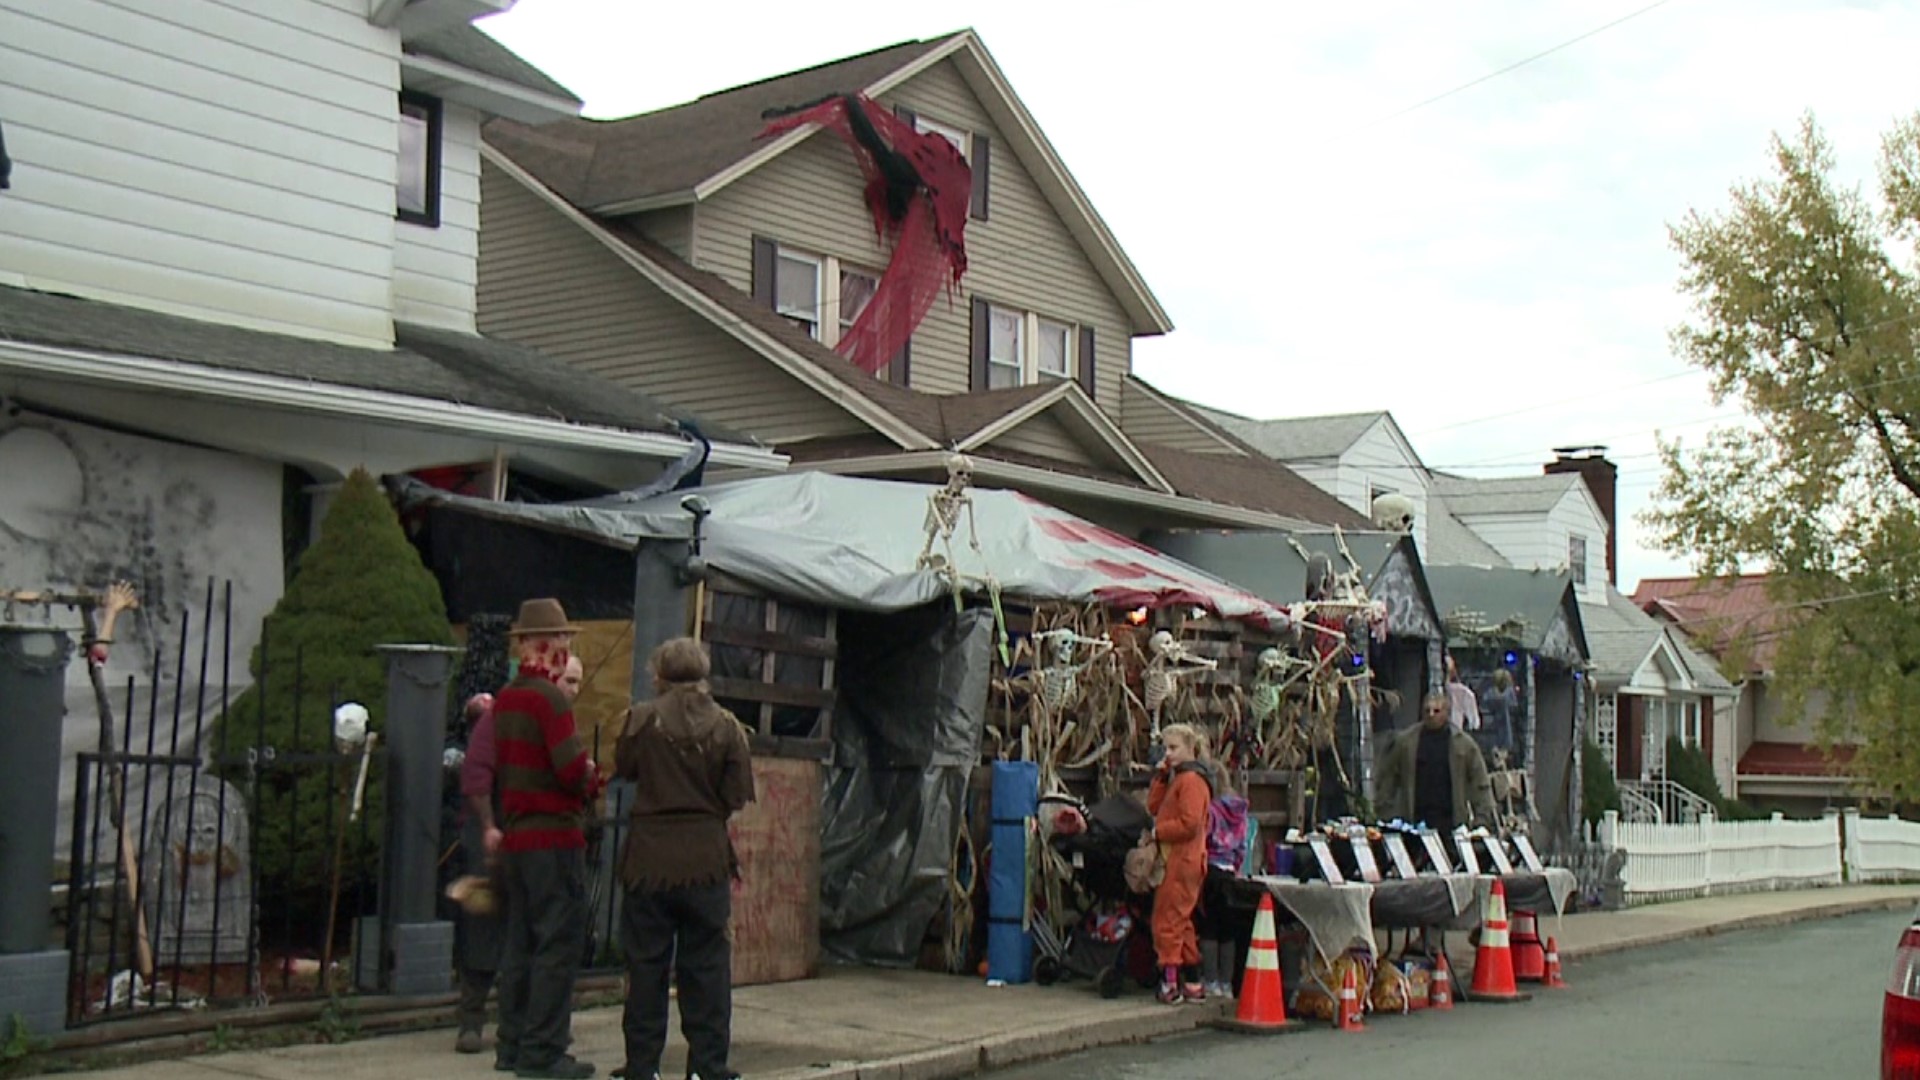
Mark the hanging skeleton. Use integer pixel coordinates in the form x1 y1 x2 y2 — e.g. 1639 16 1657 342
1142 629 1217 739
918 453 981 576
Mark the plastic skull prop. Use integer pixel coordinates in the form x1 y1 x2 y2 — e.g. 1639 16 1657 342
1149 630 1176 657
1371 492 1417 534
332 702 370 748
945 452 974 492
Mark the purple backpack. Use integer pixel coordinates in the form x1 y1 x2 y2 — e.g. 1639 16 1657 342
1207 794 1251 872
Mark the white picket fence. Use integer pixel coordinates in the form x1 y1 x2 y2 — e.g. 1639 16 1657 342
1594 810 1845 903
1845 811 1920 884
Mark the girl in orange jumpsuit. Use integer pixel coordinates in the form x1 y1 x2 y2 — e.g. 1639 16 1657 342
1147 723 1213 1004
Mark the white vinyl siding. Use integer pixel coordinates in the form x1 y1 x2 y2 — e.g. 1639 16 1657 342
476 160 866 444
1453 486 1608 600
0 0 402 347
393 102 480 331
692 58 1131 406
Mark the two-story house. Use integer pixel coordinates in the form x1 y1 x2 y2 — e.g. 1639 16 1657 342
1194 408 1434 556
475 31 1366 538
0 0 780 831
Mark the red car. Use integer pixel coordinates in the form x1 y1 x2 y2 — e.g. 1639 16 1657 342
1887 911 1920 1078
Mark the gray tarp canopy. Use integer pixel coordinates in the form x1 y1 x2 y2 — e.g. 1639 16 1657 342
1425 564 1589 667
1143 528 1444 641
392 472 1290 628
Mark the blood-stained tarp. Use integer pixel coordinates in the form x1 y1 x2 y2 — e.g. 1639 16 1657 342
391 472 1290 630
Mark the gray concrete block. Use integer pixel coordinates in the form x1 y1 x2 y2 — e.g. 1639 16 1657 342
0 950 69 1041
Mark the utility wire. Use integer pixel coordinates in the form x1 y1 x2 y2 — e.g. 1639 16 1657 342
1368 0 1681 127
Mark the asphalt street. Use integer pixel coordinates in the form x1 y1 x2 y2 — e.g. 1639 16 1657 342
980 908 1904 1079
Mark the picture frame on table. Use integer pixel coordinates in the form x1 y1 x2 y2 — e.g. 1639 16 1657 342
1384 834 1419 879
1513 834 1547 873
1308 836 1345 885
1483 835 1515 875
1350 836 1383 884
1453 827 1482 875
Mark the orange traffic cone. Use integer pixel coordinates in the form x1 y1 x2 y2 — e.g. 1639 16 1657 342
1336 963 1366 1031
1209 893 1303 1034
1543 937 1567 989
1469 879 1531 1003
1511 908 1546 982
1429 952 1454 1011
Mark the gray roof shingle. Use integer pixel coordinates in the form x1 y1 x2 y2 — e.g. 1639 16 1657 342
1579 587 1737 690
1188 407 1387 462
1429 472 1583 517
484 35 956 209
0 284 743 442
1424 491 1514 567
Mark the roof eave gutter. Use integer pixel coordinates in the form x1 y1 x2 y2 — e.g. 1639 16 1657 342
794 451 1320 530
401 53 581 123
0 340 787 471
591 190 698 215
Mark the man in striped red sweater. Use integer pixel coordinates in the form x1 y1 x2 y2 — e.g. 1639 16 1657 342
493 599 599 1080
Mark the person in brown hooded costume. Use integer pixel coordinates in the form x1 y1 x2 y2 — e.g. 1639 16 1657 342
613 638 755 1080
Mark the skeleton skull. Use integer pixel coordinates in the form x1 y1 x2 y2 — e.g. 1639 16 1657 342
1257 646 1285 673
1149 629 1176 657
945 452 974 490
1371 492 1417 534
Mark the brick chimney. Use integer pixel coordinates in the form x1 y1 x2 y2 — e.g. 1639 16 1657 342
1544 445 1617 586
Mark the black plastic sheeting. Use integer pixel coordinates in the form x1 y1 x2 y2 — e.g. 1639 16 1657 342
413 504 636 622
820 604 991 966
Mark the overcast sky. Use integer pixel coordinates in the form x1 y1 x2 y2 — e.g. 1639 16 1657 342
480 0 1920 592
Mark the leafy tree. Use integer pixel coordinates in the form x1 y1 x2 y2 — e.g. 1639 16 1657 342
1648 113 1920 803
217 469 455 936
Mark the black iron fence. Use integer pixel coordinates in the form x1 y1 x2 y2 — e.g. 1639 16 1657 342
63 581 387 1026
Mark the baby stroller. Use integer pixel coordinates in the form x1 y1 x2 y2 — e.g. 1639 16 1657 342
1033 793 1155 998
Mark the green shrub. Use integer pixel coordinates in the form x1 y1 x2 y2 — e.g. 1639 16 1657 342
1582 740 1622 827
216 469 454 937
1664 736 1767 820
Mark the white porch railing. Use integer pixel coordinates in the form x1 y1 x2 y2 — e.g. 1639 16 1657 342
1594 810 1844 904
1617 785 1664 824
1845 810 1920 883
1619 778 1715 824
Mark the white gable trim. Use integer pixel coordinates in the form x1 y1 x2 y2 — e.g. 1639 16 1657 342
954 381 1174 492
1629 631 1698 694
481 145 938 452
656 32 1173 337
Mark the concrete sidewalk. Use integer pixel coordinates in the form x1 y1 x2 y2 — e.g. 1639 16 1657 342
53 884 1920 1080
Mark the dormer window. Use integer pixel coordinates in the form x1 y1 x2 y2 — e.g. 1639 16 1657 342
397 91 442 227
914 115 970 160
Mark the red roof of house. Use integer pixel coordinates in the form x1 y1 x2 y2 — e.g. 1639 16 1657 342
1736 740 1857 778
1630 573 1784 673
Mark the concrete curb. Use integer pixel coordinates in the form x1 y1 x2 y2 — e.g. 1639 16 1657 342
1557 894 1917 963
761 1001 1219 1080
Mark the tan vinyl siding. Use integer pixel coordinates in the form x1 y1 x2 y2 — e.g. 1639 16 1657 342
1119 380 1243 455
981 410 1101 468
631 205 695 262
477 161 865 444
692 58 1132 407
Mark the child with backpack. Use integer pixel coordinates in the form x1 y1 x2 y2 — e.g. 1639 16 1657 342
1199 772 1253 999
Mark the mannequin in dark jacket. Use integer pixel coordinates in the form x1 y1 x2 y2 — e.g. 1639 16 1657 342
1375 692 1498 835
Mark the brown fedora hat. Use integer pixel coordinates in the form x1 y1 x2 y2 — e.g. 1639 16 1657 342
508 598 580 637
